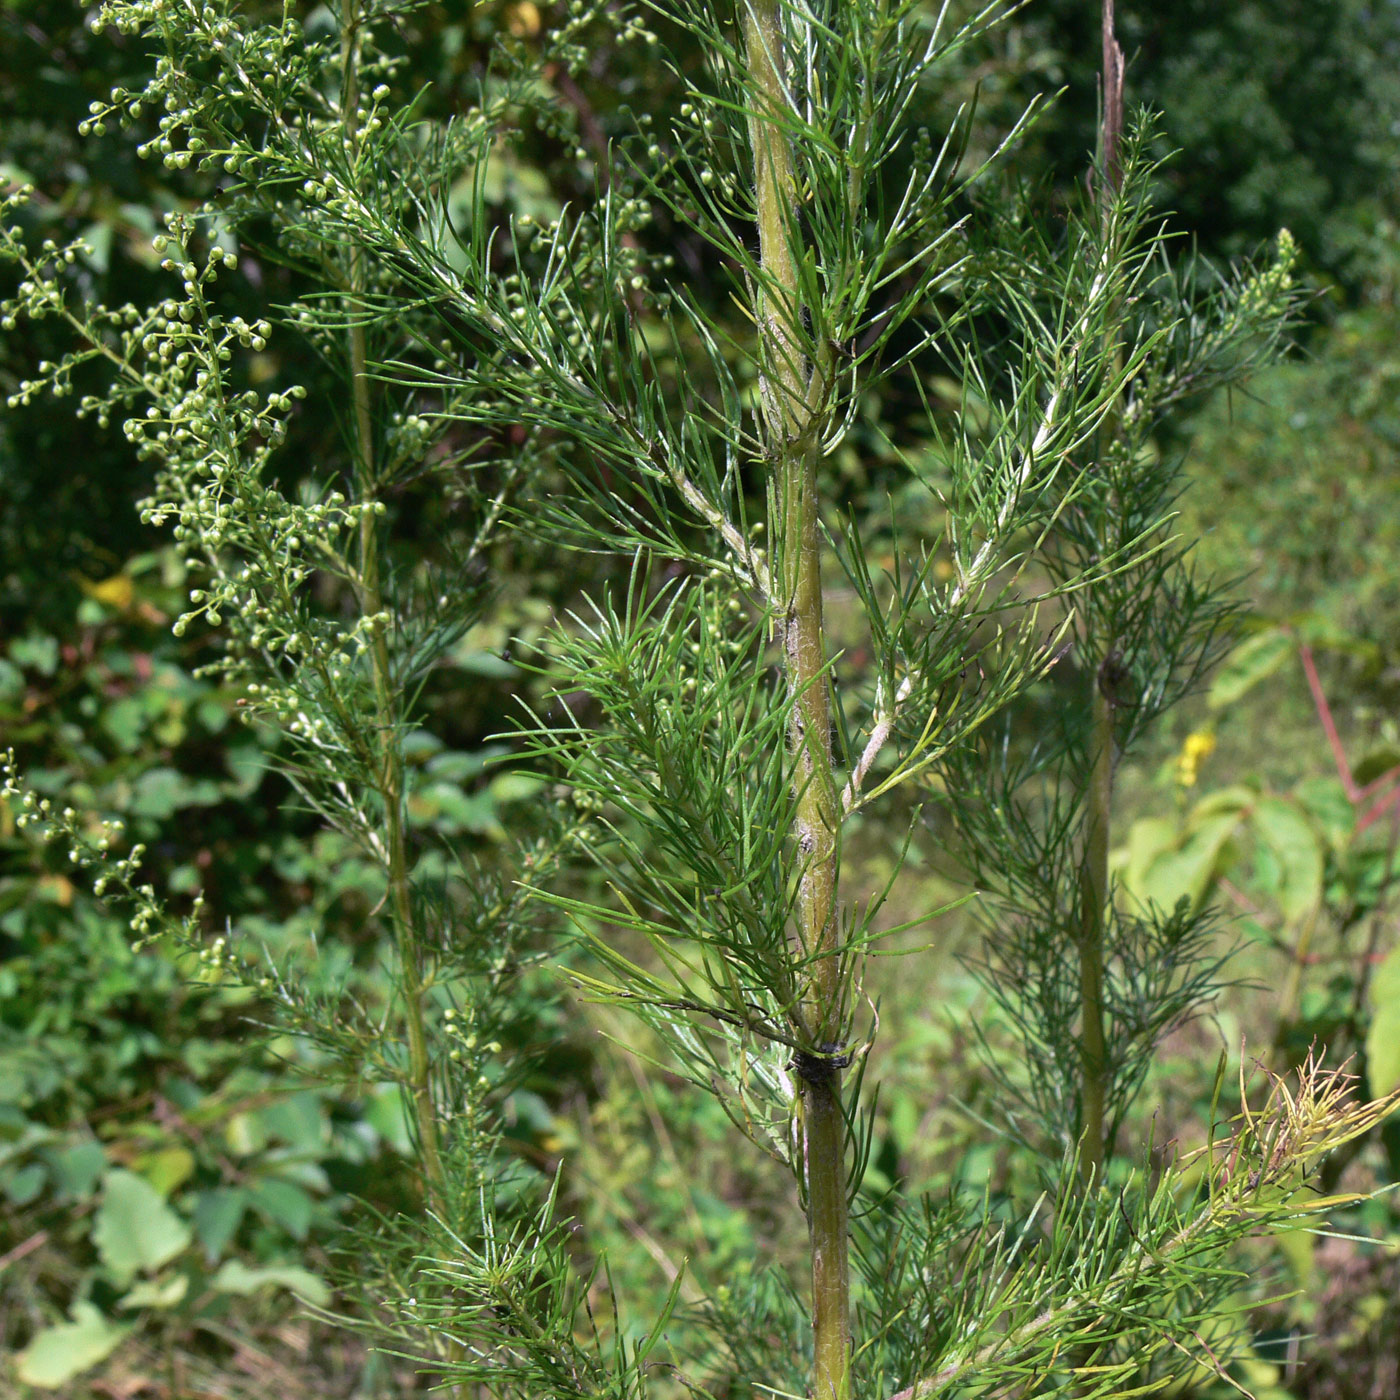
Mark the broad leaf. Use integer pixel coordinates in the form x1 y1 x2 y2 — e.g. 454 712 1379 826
1208 628 1294 709
16 1303 133 1388
212 1259 330 1306
43 1140 106 1199
120 1273 190 1310
1366 945 1400 1096
1126 811 1242 915
93 1169 192 1285
248 1177 314 1240
1293 776 1357 850
1251 796 1324 920
192 1187 248 1261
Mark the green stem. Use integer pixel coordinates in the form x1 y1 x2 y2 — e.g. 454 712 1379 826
340 0 446 1206
1077 675 1113 1182
1076 0 1125 1189
742 5 849 1397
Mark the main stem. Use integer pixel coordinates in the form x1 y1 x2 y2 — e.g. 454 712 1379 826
341 0 446 1205
1077 677 1113 1182
742 5 849 1398
1076 0 1125 1188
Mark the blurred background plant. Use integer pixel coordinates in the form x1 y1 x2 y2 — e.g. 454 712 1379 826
0 0 1398 1396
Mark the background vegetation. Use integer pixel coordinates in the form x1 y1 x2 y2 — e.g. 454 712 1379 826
2 0 1399 1395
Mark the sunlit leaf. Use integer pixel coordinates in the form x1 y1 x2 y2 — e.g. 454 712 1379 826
1250 795 1323 920
212 1259 330 1306
93 1169 192 1285
1366 945 1400 1096
1207 628 1294 709
16 1304 133 1388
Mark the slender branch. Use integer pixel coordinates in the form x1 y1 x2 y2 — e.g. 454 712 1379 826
1299 644 1358 798
340 0 446 1204
1077 671 1114 1182
1298 642 1400 831
842 675 915 814
743 4 849 1397
1076 0 1124 1186
1357 781 1400 835
662 453 773 597
1099 0 1124 200
0 1229 48 1273
1356 766 1400 806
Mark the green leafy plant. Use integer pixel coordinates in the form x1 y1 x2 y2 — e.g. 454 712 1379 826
1 1 1393 1397
0 559 395 1391
1112 619 1400 1397
1126 626 1400 1094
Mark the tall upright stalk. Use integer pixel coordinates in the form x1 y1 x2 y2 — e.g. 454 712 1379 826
1076 677 1113 1181
1099 0 1124 198
1076 0 1125 1186
742 3 849 1396
340 0 446 1204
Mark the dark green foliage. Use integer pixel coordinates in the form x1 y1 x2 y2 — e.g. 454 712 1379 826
990 0 1400 289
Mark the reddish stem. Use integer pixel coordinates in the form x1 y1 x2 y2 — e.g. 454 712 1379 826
1356 763 1400 807
1299 644 1358 799
1357 780 1400 836
1298 643 1400 830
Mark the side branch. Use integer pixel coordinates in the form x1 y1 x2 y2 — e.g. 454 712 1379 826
841 674 914 814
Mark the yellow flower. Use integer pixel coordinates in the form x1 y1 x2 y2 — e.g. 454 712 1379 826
1175 728 1216 788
